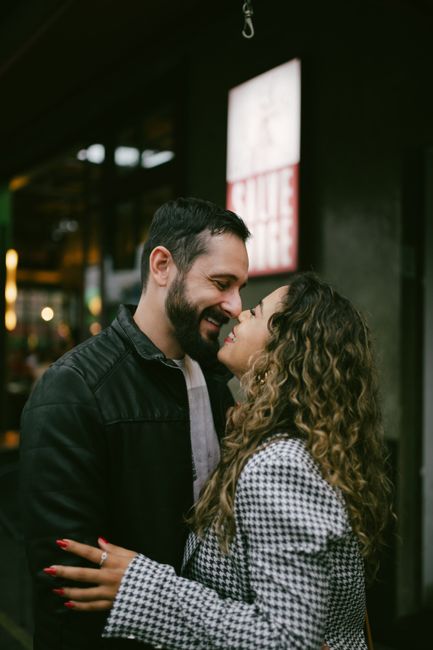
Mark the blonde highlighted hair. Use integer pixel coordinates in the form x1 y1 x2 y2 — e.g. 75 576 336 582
191 272 393 579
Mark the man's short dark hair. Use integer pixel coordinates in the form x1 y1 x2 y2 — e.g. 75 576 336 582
140 197 250 289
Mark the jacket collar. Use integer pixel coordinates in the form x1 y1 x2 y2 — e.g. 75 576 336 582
113 304 232 381
114 304 166 362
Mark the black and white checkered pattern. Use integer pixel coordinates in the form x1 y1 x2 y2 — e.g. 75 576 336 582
103 438 367 649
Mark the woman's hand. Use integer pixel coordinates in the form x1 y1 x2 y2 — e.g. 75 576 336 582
44 537 137 611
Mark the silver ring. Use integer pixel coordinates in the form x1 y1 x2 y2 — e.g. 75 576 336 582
99 551 108 567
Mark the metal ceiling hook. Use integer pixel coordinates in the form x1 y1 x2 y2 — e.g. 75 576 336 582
242 1 254 39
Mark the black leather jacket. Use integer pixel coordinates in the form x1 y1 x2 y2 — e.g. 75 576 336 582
20 304 234 650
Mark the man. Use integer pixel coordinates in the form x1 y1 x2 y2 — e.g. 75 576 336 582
20 197 250 649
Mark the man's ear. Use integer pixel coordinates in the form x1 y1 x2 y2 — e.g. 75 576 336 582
149 246 174 287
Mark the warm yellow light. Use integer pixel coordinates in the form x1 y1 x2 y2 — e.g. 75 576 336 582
88 295 102 316
5 309 17 331
5 250 18 330
9 176 29 192
5 282 17 302
41 307 54 322
5 249 18 270
89 321 102 336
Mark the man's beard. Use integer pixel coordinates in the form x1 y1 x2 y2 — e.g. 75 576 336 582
165 274 228 364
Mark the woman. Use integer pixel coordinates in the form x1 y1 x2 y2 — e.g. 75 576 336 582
47 273 392 649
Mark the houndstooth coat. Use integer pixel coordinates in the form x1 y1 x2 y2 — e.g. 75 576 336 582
103 437 368 649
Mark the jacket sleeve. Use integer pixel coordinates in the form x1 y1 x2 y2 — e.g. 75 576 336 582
102 443 347 649
20 363 109 648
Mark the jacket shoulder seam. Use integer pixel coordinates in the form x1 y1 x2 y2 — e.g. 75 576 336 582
23 401 100 413
93 348 133 392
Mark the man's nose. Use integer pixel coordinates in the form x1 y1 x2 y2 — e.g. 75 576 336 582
221 290 242 319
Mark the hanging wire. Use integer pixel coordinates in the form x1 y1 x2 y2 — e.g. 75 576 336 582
242 1 255 39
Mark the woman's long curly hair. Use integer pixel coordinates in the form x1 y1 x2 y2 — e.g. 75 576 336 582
191 272 393 580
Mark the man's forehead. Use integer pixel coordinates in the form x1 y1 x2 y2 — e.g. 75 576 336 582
205 230 247 251
196 234 248 276
197 255 248 281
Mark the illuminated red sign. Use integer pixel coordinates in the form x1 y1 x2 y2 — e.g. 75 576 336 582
226 60 301 276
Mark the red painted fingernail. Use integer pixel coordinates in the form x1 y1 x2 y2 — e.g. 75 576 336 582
64 601 75 609
56 539 68 549
98 536 108 544
53 588 65 596
43 567 57 576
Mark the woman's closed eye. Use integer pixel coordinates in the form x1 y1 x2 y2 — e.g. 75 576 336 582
249 308 256 317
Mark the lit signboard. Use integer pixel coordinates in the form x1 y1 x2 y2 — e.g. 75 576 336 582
226 59 301 275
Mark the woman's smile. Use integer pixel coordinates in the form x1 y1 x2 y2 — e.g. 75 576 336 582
224 330 237 344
